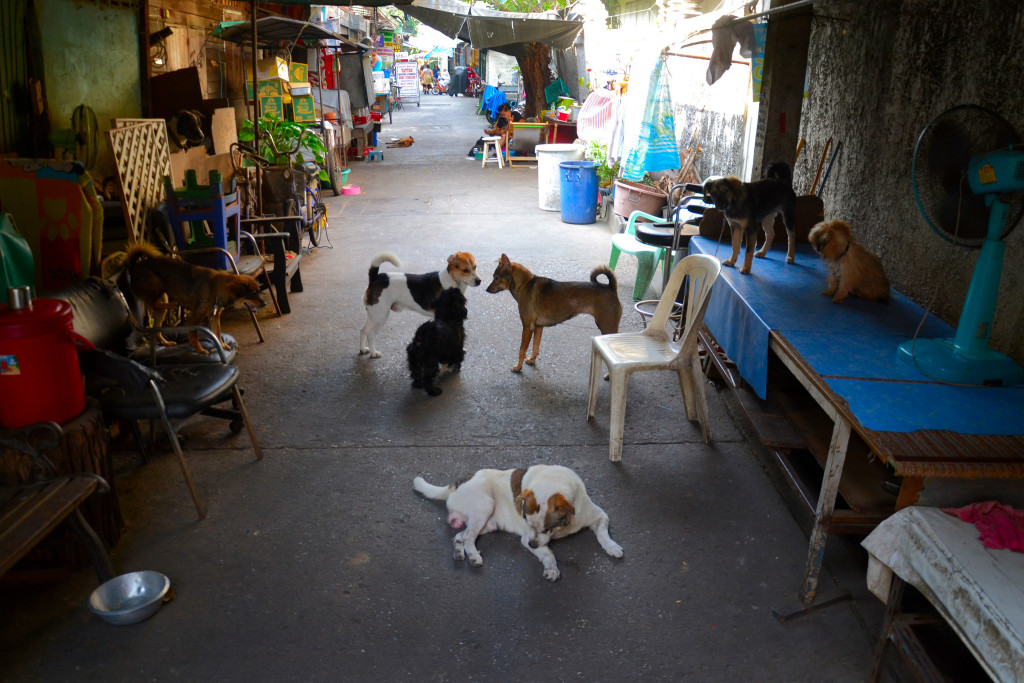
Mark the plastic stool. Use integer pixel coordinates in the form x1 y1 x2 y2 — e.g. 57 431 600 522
480 135 504 169
366 149 383 161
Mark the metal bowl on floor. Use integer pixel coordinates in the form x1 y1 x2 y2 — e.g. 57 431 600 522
88 571 170 625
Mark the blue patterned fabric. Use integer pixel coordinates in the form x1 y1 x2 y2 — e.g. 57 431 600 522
621 55 679 181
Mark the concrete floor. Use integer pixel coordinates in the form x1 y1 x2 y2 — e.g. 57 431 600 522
1 94 891 681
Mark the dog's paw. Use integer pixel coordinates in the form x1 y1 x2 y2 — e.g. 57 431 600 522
358 347 369 355
467 552 483 567
739 266 751 275
786 256 796 264
426 386 443 396
754 250 768 259
453 539 466 561
511 365 523 373
722 259 736 268
370 351 382 359
543 567 560 582
525 357 537 366
604 542 624 558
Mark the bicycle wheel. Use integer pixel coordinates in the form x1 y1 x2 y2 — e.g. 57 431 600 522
305 182 324 247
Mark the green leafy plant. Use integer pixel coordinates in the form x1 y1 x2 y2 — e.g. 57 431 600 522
585 140 620 188
239 116 326 168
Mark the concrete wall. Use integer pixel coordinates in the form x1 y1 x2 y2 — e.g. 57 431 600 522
667 53 748 181
39 0 141 180
796 0 1024 363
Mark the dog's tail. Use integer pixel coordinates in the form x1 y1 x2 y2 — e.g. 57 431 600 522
413 476 454 501
124 242 163 270
368 251 401 284
590 265 618 290
765 161 793 184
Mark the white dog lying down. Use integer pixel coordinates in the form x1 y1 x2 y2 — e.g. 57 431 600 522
413 465 623 581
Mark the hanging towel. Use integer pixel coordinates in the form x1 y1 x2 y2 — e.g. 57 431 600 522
943 501 1024 552
543 78 570 108
621 54 680 181
576 89 618 143
707 15 756 85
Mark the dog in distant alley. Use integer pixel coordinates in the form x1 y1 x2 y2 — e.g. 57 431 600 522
386 136 415 148
406 289 468 396
808 219 890 303
413 464 623 582
124 243 265 353
702 160 797 274
360 251 482 358
485 254 622 372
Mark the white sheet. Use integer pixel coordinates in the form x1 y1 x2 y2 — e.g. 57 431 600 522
861 506 1024 683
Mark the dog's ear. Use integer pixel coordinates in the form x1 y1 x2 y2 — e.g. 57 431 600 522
516 489 539 516
499 253 511 268
546 493 575 528
447 253 457 266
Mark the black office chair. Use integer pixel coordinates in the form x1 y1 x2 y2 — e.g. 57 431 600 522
55 279 262 520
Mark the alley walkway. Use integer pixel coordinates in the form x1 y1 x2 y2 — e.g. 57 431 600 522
1 94 888 682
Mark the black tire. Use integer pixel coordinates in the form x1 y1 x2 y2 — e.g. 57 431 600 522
305 182 321 247
328 148 342 197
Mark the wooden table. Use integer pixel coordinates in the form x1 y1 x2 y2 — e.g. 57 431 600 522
688 236 1024 618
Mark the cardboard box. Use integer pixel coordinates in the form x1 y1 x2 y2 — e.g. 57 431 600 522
259 95 284 119
290 83 312 97
246 79 285 100
248 56 288 81
289 63 308 83
292 95 315 123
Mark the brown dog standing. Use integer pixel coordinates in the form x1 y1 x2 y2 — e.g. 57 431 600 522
486 254 622 372
125 243 264 353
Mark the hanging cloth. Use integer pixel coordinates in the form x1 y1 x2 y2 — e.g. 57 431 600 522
576 88 618 144
620 53 679 181
543 78 570 108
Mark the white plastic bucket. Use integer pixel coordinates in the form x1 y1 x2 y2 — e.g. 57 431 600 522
536 143 584 211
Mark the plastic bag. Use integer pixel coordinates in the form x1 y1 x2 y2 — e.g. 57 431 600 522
0 213 35 303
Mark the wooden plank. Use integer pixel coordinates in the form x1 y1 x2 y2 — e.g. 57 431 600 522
0 478 97 576
211 108 237 155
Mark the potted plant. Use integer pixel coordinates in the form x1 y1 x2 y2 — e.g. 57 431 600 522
585 140 620 188
239 116 328 210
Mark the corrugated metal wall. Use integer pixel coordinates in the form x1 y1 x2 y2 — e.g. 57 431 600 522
0 0 29 155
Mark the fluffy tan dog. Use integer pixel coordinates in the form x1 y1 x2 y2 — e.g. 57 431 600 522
807 220 890 303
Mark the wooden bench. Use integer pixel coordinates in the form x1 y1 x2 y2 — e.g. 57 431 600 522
0 422 114 583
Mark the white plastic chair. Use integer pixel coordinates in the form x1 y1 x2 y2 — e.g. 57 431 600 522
587 254 722 461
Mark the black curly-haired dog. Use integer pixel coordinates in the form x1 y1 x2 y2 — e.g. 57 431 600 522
406 289 468 396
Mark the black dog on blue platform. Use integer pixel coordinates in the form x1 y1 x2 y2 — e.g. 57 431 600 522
407 289 468 396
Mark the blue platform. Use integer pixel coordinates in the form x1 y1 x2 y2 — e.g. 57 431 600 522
688 236 1024 436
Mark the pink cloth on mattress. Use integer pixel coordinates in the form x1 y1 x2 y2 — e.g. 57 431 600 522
943 501 1024 552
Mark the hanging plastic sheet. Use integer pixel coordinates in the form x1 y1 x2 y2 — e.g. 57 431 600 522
620 53 680 182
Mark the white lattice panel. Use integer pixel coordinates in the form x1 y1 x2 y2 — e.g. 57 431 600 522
106 119 171 244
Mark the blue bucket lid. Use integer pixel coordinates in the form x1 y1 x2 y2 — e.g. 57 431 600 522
559 160 596 169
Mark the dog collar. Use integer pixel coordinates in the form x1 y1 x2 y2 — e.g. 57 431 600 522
837 243 851 259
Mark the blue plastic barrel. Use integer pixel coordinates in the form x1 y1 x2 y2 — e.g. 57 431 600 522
559 160 598 224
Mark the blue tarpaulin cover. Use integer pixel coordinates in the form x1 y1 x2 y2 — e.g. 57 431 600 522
689 236 1024 434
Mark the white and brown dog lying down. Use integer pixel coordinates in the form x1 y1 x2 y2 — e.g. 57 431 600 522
359 251 482 358
413 465 623 582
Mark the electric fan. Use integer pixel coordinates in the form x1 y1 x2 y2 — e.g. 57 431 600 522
897 104 1024 386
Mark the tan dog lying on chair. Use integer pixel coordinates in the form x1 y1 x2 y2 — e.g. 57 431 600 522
485 254 622 372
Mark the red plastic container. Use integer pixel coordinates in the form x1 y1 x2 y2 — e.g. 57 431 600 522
370 112 382 122
0 298 86 428
353 115 369 125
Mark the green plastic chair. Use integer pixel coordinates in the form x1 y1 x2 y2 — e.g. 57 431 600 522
609 210 670 300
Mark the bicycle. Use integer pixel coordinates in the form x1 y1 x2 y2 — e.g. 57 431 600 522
231 140 330 248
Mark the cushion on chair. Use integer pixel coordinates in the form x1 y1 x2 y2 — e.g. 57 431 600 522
92 363 240 421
